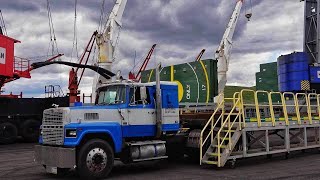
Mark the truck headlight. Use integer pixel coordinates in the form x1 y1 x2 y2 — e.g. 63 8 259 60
66 129 77 138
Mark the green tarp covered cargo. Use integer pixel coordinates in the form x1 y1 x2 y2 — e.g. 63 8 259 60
141 59 218 105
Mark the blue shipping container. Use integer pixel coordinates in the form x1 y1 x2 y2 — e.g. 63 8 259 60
278 63 287 75
278 73 288 83
291 52 309 63
277 55 286 66
288 71 309 81
279 82 288 92
277 52 310 92
288 80 304 91
287 61 308 72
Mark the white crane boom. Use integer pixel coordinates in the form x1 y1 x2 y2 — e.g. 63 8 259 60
216 0 243 100
93 0 127 93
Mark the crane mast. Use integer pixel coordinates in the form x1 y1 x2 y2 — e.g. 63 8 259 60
93 0 127 92
216 0 243 100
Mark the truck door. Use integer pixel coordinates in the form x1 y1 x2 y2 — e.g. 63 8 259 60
123 86 156 137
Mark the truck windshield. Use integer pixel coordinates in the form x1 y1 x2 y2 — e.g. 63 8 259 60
97 85 126 105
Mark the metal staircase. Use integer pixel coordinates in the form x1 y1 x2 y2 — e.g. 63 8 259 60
200 90 320 168
200 93 242 167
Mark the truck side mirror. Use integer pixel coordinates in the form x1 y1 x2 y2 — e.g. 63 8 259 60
140 86 147 102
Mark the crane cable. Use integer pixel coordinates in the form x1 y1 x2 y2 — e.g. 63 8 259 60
46 0 60 57
46 0 62 87
70 0 79 62
130 50 152 74
113 28 121 62
0 10 7 36
92 0 106 87
98 0 106 34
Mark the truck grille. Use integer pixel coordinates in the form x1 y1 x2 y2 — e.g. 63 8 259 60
42 108 67 145
43 108 64 126
42 126 64 145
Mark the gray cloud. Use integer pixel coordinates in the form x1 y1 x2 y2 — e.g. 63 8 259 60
1 0 304 97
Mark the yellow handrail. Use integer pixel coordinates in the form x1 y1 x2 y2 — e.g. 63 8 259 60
199 93 224 165
270 92 289 125
283 92 300 124
216 97 241 166
256 90 276 126
307 93 317 123
240 89 260 127
296 93 311 124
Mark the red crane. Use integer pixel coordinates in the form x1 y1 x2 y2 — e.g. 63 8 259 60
67 31 98 103
0 33 63 98
129 44 157 82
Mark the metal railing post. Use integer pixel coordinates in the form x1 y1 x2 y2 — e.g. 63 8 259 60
294 93 302 125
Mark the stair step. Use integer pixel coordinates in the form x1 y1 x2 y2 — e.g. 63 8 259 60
220 137 230 140
221 129 236 133
224 113 240 115
212 144 227 148
202 160 218 165
222 126 238 129
206 152 220 156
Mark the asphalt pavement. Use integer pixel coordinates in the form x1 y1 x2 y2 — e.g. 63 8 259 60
1 143 320 180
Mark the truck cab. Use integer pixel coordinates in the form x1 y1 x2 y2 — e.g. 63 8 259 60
35 81 180 179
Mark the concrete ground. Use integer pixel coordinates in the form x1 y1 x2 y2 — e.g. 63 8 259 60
1 143 320 180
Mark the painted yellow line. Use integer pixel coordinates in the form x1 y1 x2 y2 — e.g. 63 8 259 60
199 60 209 103
148 69 154 82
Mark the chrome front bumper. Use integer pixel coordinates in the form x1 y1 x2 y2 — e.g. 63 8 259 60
34 145 76 168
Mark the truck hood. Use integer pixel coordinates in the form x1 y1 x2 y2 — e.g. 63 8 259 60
68 105 126 124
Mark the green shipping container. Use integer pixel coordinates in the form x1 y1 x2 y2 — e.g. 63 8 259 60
256 62 280 102
260 62 277 72
141 59 218 104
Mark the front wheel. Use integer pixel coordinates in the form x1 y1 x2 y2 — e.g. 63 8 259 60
77 139 114 179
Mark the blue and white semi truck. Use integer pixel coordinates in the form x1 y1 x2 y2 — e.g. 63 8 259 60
34 69 187 178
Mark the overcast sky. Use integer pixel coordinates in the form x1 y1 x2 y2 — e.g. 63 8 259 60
1 0 304 98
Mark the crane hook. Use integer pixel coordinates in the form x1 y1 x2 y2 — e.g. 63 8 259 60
244 0 253 21
245 13 252 21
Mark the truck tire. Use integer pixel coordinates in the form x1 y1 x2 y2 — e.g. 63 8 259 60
21 119 41 142
0 122 18 144
77 139 114 179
